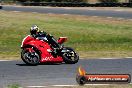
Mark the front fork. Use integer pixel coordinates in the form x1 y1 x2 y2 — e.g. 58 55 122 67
26 47 34 53
23 47 36 58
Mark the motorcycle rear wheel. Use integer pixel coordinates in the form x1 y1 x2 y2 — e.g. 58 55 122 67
62 47 79 64
21 48 40 65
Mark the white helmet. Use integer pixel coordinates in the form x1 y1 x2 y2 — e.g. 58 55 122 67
30 25 39 35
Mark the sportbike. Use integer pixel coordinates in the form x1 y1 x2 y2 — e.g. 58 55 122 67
21 33 79 65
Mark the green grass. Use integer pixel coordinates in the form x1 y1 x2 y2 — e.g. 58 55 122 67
7 84 20 88
0 11 132 59
6 84 132 88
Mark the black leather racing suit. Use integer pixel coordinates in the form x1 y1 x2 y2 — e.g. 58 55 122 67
32 31 60 48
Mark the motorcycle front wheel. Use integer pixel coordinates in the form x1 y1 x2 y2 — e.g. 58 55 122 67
62 47 79 64
21 48 40 65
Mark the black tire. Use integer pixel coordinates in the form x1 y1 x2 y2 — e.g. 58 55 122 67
62 47 79 64
0 6 2 9
21 47 40 65
76 75 87 85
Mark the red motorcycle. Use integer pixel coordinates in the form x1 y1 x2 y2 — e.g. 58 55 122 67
21 34 79 65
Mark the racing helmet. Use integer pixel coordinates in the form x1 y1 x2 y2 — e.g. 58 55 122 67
30 25 39 35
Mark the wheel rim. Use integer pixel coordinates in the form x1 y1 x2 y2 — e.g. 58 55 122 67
23 51 39 64
64 50 77 61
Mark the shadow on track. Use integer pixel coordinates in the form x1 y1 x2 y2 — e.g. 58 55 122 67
16 62 63 66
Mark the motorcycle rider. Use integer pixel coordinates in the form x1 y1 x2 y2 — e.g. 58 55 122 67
30 25 60 54
30 25 47 39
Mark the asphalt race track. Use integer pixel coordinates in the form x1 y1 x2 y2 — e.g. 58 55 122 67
0 58 132 87
0 6 132 87
1 5 132 19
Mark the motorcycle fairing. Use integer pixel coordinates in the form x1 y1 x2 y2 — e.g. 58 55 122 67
21 35 63 63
